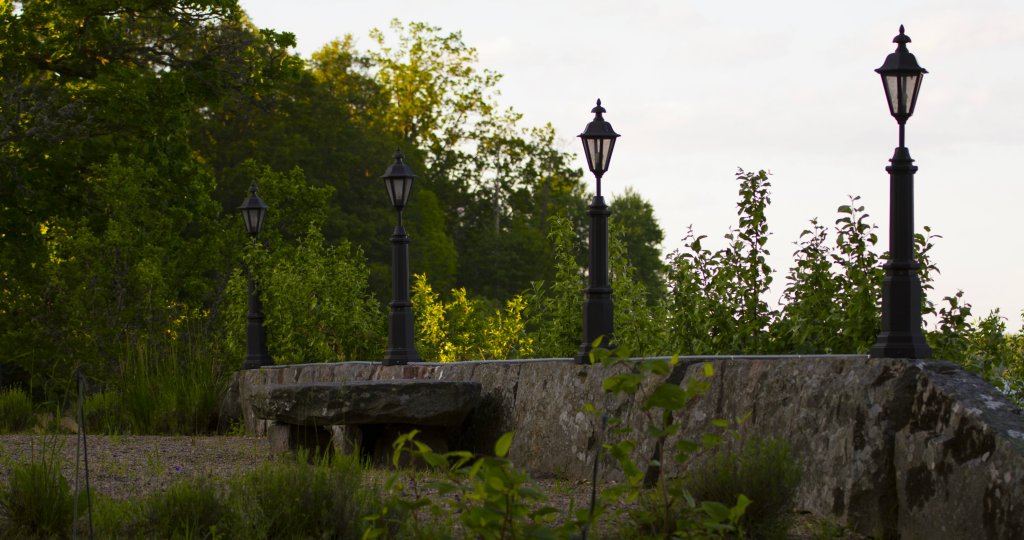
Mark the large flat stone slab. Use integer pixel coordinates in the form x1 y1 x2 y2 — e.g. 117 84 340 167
249 380 482 427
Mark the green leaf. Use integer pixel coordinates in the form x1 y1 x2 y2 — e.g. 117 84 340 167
494 431 514 458
644 383 689 411
602 373 642 394
703 362 715 377
731 494 752 521
701 500 731 522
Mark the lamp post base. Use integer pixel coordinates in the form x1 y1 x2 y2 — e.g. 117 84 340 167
870 265 932 359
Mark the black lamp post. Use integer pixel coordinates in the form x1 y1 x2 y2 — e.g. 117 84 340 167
870 25 933 359
576 99 620 364
382 149 421 365
238 182 272 369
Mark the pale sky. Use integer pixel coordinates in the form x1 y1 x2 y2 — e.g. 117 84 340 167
240 0 1024 330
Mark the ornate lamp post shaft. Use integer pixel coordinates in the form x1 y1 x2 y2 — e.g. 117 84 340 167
578 194 613 362
244 262 271 369
384 210 419 364
870 26 932 359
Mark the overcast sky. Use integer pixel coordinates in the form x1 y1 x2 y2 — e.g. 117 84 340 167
239 0 1024 329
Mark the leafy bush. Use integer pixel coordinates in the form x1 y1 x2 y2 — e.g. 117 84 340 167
687 437 803 539
373 430 576 539
525 214 585 358
664 169 776 355
595 349 749 538
412 274 534 362
224 225 385 364
0 445 74 538
141 476 234 539
0 387 34 433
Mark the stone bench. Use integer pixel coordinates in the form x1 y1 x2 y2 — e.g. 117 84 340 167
249 380 482 463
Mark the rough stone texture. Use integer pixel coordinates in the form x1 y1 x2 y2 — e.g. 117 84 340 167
249 380 482 427
231 356 1024 538
894 361 1024 540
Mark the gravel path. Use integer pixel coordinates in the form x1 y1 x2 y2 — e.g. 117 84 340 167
0 434 271 500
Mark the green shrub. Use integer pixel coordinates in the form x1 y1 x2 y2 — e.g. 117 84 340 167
686 437 803 539
240 454 390 540
376 430 573 540
0 387 35 433
88 453 393 540
83 391 120 434
0 446 74 538
140 476 233 539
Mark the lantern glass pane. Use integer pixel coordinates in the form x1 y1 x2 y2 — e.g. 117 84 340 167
241 211 252 234
584 138 599 172
386 179 397 206
885 74 900 115
242 208 264 235
599 138 615 171
906 74 921 114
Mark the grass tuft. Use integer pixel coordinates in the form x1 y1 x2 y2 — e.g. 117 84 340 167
686 436 803 539
0 387 35 434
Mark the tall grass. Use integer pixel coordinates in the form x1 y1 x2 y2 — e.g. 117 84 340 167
0 387 35 433
85 335 230 435
1 447 398 539
0 440 74 538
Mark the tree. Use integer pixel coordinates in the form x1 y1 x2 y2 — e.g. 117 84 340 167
0 0 298 396
610 187 667 305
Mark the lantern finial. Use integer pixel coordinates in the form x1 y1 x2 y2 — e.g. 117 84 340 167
894 25 910 45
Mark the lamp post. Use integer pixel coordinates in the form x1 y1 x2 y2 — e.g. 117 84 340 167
870 25 933 359
382 149 421 365
576 99 620 364
238 182 272 369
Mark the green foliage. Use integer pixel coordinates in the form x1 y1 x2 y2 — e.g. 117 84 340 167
929 295 1024 404
412 274 533 362
610 188 668 306
370 430 576 540
225 227 384 364
90 454 393 539
0 442 74 538
665 169 776 355
610 222 669 357
0 387 34 434
141 476 234 539
687 437 803 539
773 198 884 354
525 215 585 358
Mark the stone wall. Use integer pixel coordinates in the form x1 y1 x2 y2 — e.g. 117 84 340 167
228 356 1024 538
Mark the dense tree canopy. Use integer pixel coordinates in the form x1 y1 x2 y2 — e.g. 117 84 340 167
0 1 643 398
